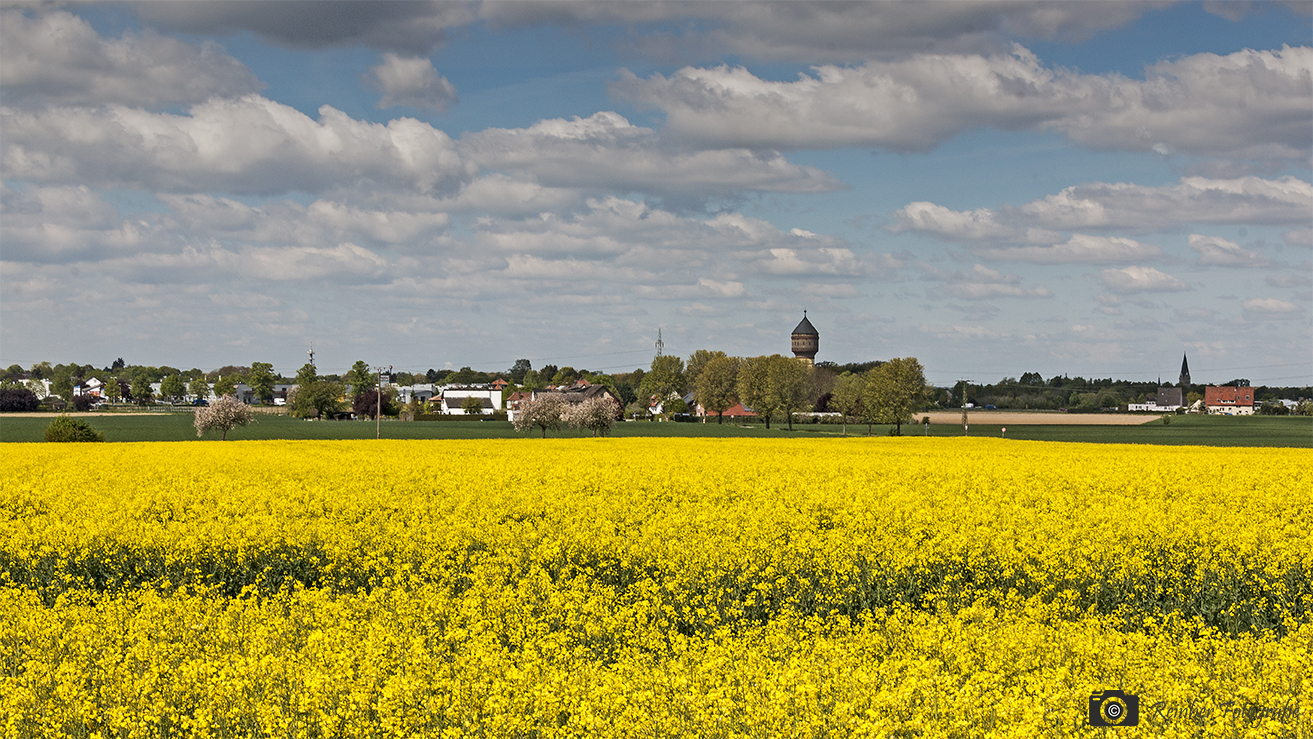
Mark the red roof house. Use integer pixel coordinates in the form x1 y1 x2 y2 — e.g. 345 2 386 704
1204 386 1254 415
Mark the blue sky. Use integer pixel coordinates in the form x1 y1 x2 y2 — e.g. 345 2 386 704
2 1 1310 385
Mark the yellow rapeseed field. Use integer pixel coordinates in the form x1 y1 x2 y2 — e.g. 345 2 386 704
1 438 1309 738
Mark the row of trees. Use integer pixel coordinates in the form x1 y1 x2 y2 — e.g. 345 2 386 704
511 395 621 438
692 353 927 433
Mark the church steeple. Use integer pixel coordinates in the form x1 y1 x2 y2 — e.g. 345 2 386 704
1179 353 1191 387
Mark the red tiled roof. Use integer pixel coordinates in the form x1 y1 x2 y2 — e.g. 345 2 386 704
1204 386 1254 406
720 403 756 417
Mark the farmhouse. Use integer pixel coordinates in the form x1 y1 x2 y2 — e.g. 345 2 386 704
1127 387 1184 412
1204 386 1254 416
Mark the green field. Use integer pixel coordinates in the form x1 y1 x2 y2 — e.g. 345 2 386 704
1 411 1310 446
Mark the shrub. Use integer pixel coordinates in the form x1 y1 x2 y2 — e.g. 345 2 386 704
44 414 105 442
0 387 40 412
71 395 96 412
352 389 396 420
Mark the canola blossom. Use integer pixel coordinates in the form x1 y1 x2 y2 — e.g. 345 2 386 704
1 438 1310 738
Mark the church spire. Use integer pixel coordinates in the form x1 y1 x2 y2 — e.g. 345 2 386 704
1179 353 1190 387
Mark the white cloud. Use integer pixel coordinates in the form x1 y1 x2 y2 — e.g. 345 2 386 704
892 202 1015 241
1016 176 1312 230
613 45 1312 161
973 234 1162 263
0 184 175 263
892 176 1313 247
921 262 1052 299
160 194 453 248
0 9 261 108
460 112 841 198
1186 234 1271 266
1285 227 1313 247
365 54 458 113
1098 266 1189 293
1 95 471 196
1242 297 1301 313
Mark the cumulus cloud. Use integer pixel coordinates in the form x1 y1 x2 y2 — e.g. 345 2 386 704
1 95 471 196
486 1 1163 63
0 9 262 109
159 194 453 248
1099 266 1189 293
920 262 1052 299
0 184 175 263
460 112 841 199
128 1 1165 63
613 45 1312 161
365 54 458 113
892 176 1313 247
131 0 477 56
1015 176 1313 230
1242 297 1301 313
1285 227 1313 247
972 235 1162 264
1187 234 1271 266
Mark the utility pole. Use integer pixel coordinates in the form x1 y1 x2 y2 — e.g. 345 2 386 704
959 378 972 436
374 365 391 439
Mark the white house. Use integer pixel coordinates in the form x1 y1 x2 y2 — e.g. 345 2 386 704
440 386 502 415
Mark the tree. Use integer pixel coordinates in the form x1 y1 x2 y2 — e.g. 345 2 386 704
567 396 620 436
159 374 186 404
248 362 276 404
864 357 927 435
641 355 686 415
0 388 40 412
194 395 255 440
51 372 74 402
343 361 375 399
188 376 209 403
767 355 811 431
213 374 238 398
290 363 343 419
131 375 154 405
520 370 542 391
737 356 775 429
352 389 396 419
551 366 579 386
104 378 122 404
685 349 727 392
829 372 865 436
512 394 567 438
508 359 532 384
461 395 485 415
696 355 739 424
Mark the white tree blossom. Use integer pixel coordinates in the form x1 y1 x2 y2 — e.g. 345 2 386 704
194 394 255 440
566 395 620 437
511 394 568 438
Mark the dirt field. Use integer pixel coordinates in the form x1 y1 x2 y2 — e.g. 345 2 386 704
919 411 1157 426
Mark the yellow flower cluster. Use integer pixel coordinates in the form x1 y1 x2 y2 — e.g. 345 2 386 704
1 438 1309 738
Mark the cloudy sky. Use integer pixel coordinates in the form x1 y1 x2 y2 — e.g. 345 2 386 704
2 1 1310 385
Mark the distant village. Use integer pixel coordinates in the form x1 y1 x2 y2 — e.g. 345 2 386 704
2 315 1309 418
